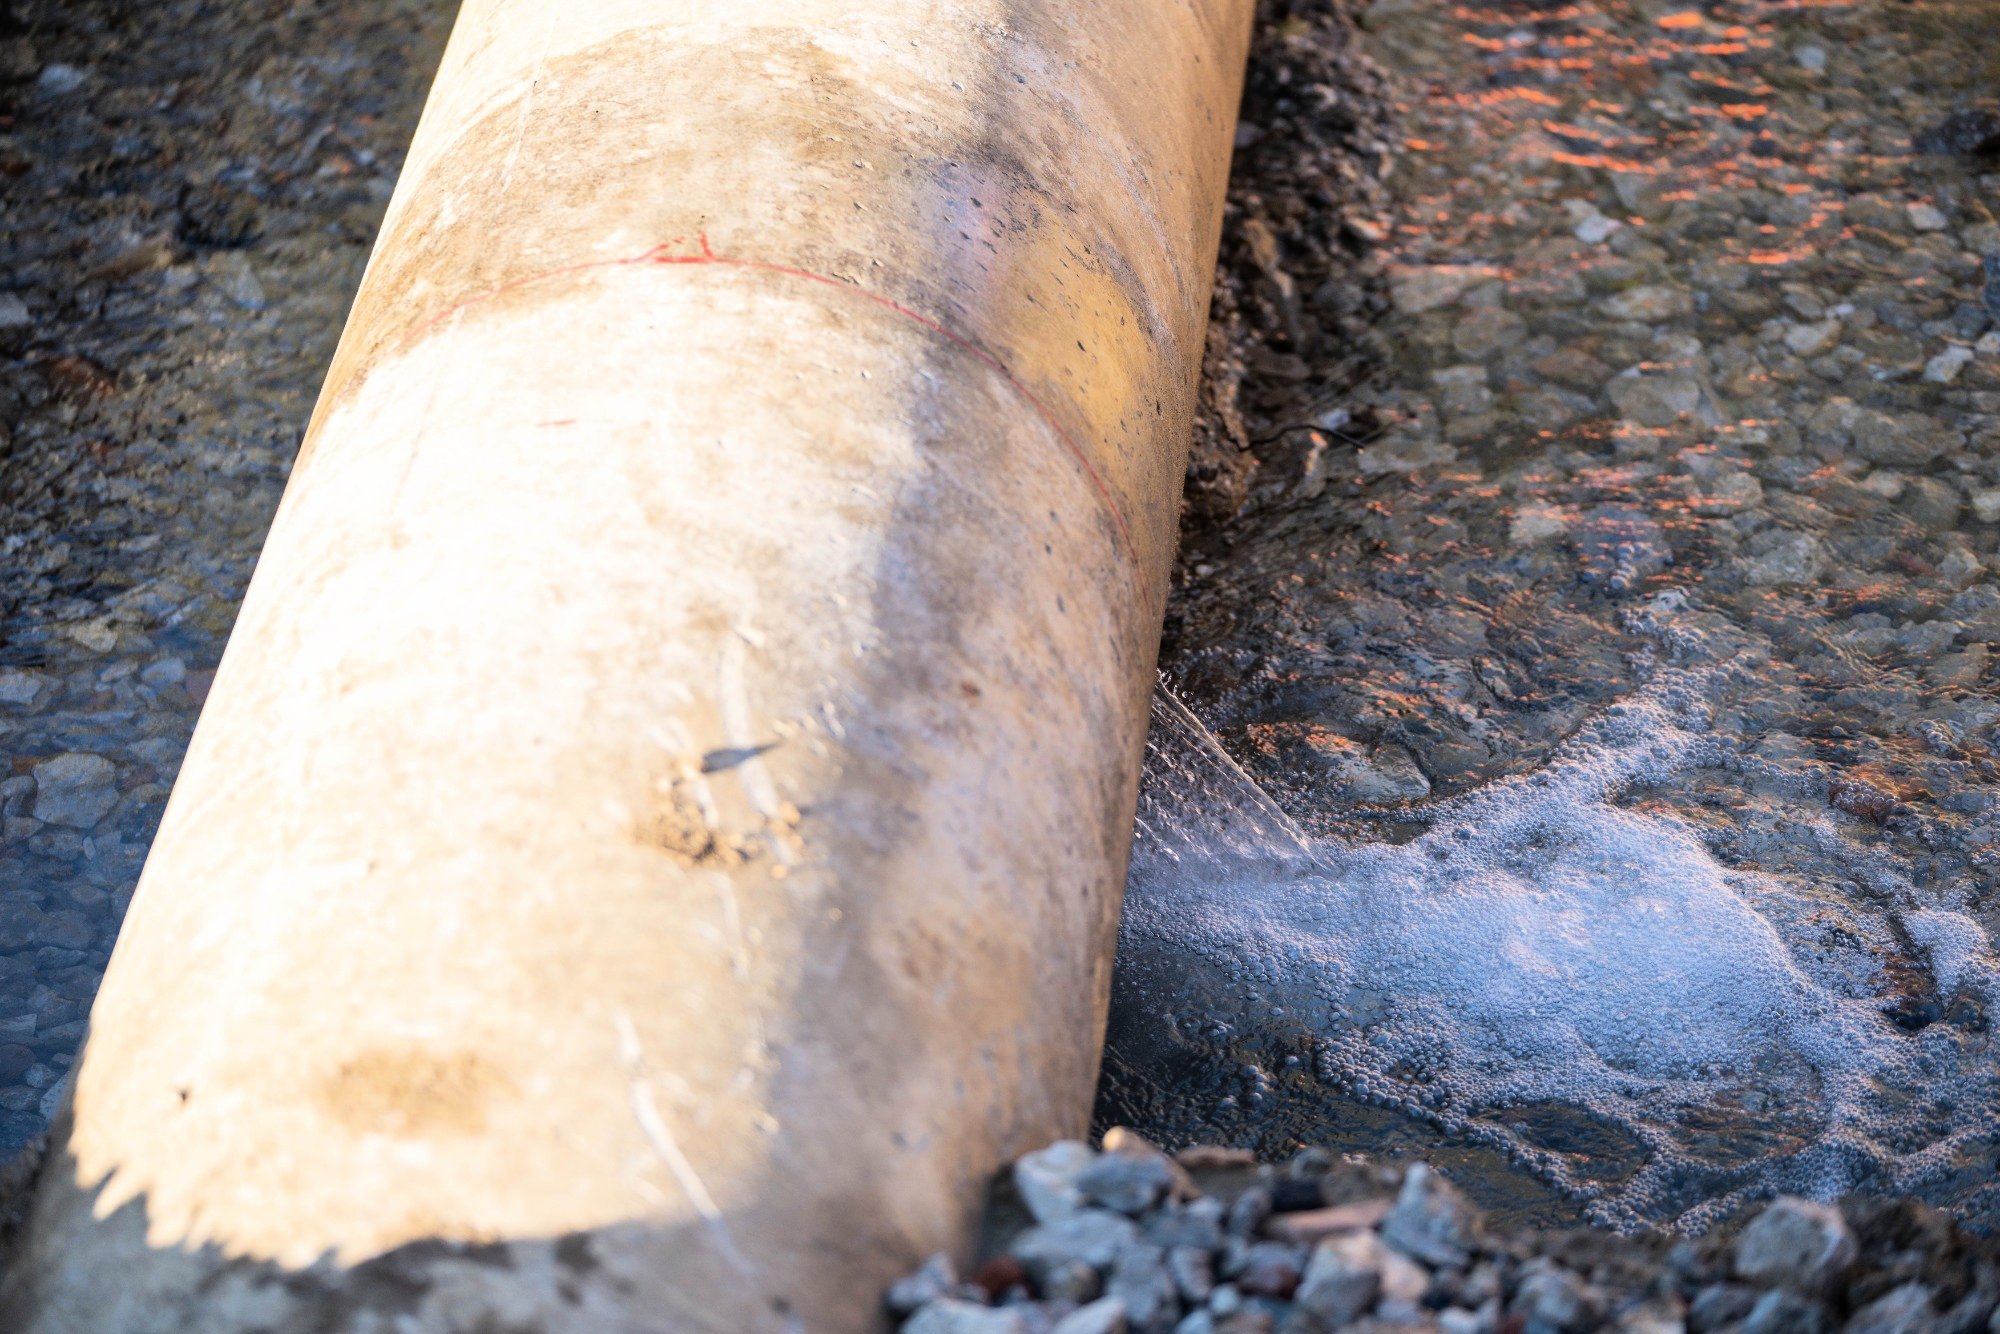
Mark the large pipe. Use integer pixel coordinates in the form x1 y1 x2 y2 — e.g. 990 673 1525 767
1 1 1251 1330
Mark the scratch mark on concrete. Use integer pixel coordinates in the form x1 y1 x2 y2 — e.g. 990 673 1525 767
613 1011 753 1276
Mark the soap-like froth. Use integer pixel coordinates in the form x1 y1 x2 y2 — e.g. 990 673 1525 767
1111 605 2000 1232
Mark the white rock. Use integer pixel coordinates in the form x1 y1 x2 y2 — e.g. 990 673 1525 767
1971 490 2000 525
1782 319 1843 357
1390 265 1486 315
31 753 119 830
1015 1140 1097 1224
887 1253 959 1316
0 293 28 329
1510 503 1572 545
1051 1296 1128 1334
1575 213 1620 245
1296 1231 1387 1327
903 1300 1030 1334
1906 203 1948 232
140 657 187 687
1602 284 1695 323
1845 1282 1934 1334
1733 1196 1855 1293
1793 44 1826 72
61 619 119 655
35 63 85 94
1924 345 1974 384
1978 331 2000 356
1861 470 1908 501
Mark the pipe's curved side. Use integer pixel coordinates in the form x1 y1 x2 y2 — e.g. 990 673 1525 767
0 2 1251 1329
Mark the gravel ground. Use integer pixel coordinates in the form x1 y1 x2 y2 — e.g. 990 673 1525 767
890 1133 2000 1333
5 0 2000 1313
0 0 448 1154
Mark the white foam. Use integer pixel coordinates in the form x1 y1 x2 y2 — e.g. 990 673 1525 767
1116 607 2000 1231
1906 911 1993 998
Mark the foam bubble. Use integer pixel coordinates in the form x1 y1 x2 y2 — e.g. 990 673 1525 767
1111 613 2000 1232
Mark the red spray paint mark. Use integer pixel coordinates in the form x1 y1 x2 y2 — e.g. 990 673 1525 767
392 234 1135 560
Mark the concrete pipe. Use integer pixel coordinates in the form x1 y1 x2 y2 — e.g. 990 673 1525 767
0 1 1251 1329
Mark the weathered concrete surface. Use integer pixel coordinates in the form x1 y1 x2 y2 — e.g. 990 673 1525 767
0 1 1252 1328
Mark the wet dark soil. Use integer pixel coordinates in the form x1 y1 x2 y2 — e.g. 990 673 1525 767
0 0 450 1152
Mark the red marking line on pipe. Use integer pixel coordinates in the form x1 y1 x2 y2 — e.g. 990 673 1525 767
392 234 1135 560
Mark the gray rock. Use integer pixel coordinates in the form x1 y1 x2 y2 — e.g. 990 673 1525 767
0 670 50 706
1740 530 1825 588
890 1254 962 1316
1925 346 1974 384
36 909 93 951
905 1299 1033 1334
1228 1187 1274 1240
1845 1284 1936 1334
31 753 119 830
1512 1260 1604 1334
1901 477 1963 535
1018 1141 1098 1224
1169 1246 1216 1305
1381 1165 1476 1268
1608 369 1716 427
0 293 28 330
1853 413 1958 468
1784 320 1844 357
1303 735 1432 804
37 1070 70 1123
1054 1298 1131 1334
1690 1285 1759 1332
1393 266 1482 315
1080 1135 1178 1217
1045 1261 1108 1306
1014 1211 1142 1285
139 656 187 688
1296 1231 1387 1328
1733 1198 1856 1294
1439 1308 1489 1334
1108 1240 1179 1331
1453 308 1527 361
1745 1289 1828 1334
1149 1199 1227 1252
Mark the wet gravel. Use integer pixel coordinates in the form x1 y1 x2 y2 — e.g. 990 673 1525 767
1101 0 2000 1239
0 0 448 1156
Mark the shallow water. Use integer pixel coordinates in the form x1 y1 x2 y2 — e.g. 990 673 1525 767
1103 0 2000 1233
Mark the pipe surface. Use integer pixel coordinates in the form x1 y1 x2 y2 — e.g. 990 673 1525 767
1 1 1251 1328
